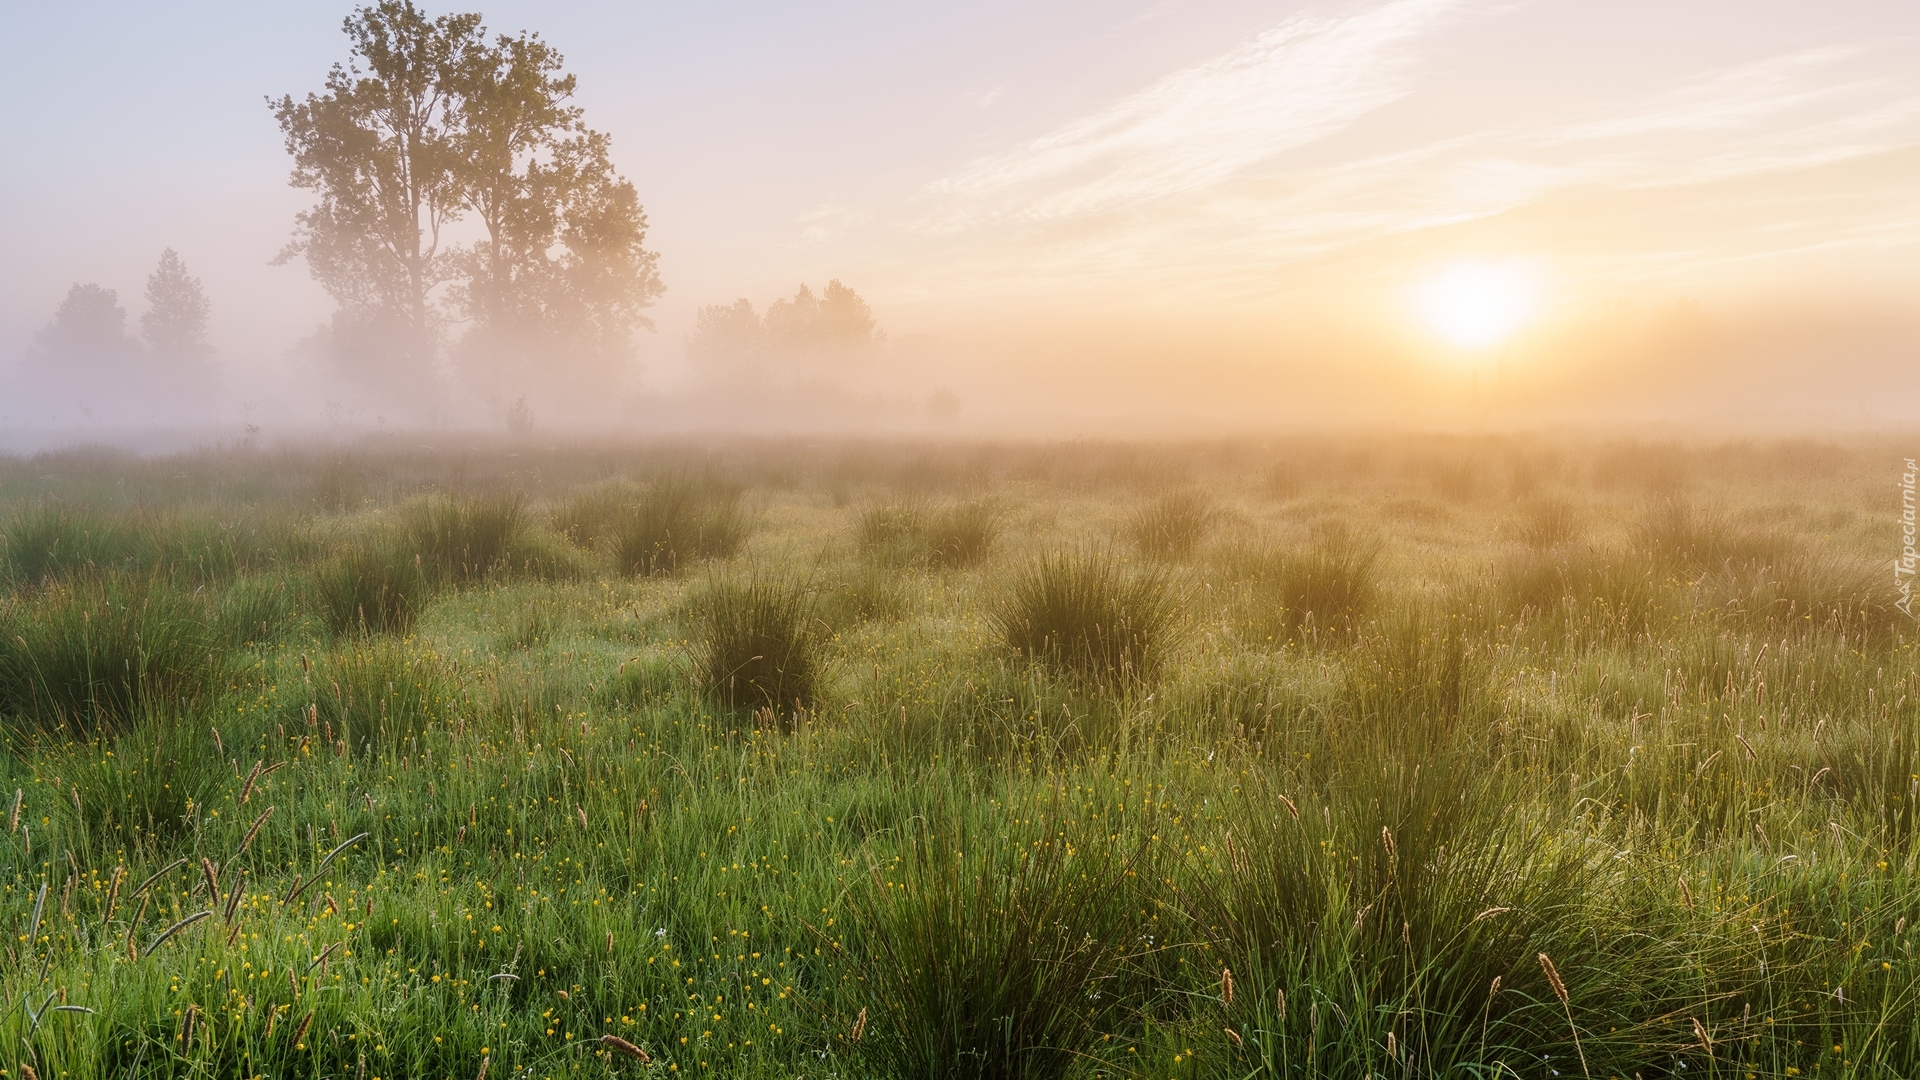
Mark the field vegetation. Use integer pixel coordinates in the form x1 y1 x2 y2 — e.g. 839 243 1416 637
0 436 1913 1079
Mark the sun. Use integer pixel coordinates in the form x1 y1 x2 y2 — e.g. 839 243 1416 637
1414 260 1542 350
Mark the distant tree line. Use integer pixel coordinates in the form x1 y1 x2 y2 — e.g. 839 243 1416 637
34 249 211 367
18 2 889 430
687 280 878 381
271 0 662 408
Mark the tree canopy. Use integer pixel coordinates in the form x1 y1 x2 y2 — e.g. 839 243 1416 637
272 1 661 403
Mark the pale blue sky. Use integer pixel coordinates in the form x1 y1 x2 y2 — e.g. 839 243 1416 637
3 0 1916 380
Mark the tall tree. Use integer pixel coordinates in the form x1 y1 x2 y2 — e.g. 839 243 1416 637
141 249 211 358
275 4 660 405
271 2 486 385
449 30 578 333
450 55 661 398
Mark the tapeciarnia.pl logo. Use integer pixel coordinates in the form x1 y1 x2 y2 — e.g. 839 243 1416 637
1898 457 1917 621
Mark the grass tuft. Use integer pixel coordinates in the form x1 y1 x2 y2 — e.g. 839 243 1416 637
858 498 1002 568
994 549 1180 682
1125 490 1216 559
691 572 817 725
404 494 526 584
560 476 749 575
0 574 214 737
847 803 1148 1080
310 536 429 637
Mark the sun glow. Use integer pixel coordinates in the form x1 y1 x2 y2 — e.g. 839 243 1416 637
1414 261 1542 350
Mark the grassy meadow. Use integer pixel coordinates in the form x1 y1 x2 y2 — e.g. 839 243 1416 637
0 436 1914 1079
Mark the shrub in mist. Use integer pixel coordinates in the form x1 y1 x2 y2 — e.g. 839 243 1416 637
1125 490 1216 559
0 574 215 737
311 536 430 637
692 572 817 726
994 550 1180 683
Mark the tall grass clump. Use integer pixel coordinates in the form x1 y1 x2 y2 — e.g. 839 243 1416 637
559 476 749 575
692 572 817 725
1125 490 1215 559
1185 766 1680 1077
994 550 1180 683
302 639 457 754
0 502 286 585
926 499 1002 567
0 502 146 583
310 536 429 637
213 573 300 648
1497 545 1667 636
815 562 912 630
846 806 1149 1080
856 498 930 564
403 493 525 583
0 574 213 737
1512 495 1582 550
1636 498 1790 575
859 498 1003 568
1223 523 1381 642
1341 611 1489 746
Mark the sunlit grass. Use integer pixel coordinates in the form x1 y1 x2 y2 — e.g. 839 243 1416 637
0 436 1912 1079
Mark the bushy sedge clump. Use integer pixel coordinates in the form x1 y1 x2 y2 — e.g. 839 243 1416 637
994 549 1180 683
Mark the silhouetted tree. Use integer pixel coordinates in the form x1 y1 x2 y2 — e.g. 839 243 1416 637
37 283 136 359
273 2 660 405
141 249 210 358
271 2 486 392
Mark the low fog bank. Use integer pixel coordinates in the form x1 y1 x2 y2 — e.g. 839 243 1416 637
4 292 1917 455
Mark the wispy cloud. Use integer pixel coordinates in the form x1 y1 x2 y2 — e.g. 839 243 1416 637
902 9 1920 297
923 0 1466 226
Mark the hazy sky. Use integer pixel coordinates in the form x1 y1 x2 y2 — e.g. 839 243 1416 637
3 0 1916 402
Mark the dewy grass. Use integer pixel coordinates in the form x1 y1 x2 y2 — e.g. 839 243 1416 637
1222 522 1382 641
0 572 215 737
404 493 526 584
857 498 1001 568
691 569 817 725
0 437 1913 1080
310 534 430 637
589 475 751 576
993 548 1180 683
1125 490 1215 559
